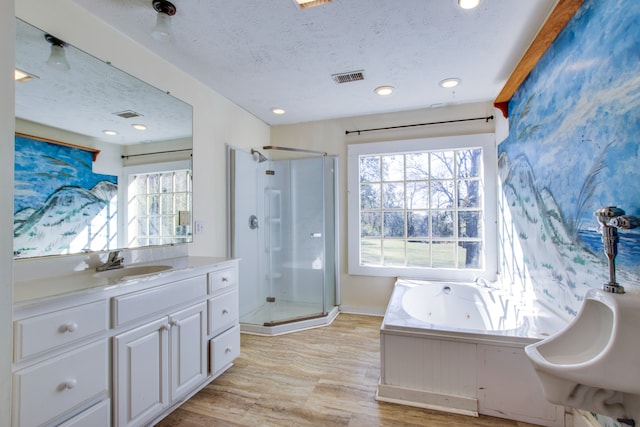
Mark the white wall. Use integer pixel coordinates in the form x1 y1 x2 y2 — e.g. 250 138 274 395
1 2 15 424
271 102 497 313
15 0 270 259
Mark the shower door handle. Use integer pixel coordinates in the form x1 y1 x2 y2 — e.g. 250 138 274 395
310 232 322 238
249 215 259 229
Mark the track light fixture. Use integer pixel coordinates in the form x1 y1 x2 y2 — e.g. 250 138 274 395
152 0 177 42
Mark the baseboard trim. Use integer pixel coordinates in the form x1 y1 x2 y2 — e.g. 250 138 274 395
339 305 385 317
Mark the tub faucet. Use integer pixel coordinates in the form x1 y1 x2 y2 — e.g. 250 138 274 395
595 206 639 294
96 250 124 271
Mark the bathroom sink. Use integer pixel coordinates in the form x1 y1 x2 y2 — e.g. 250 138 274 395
94 264 173 281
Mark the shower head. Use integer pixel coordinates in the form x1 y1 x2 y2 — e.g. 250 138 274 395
251 149 268 163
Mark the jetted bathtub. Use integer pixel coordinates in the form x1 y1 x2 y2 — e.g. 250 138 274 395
377 278 568 427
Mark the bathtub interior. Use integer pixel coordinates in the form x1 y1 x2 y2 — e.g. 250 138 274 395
384 278 567 340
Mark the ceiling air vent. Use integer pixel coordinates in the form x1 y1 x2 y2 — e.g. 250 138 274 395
331 70 365 84
113 110 143 119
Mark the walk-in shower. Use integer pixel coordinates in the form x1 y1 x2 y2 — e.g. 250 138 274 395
227 145 339 335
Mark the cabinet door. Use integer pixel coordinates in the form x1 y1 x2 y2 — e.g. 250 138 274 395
114 317 170 427
170 302 207 401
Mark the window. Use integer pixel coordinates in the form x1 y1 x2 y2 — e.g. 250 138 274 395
126 164 192 247
348 134 497 281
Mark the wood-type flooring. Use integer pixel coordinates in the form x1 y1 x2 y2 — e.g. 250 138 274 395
157 314 541 427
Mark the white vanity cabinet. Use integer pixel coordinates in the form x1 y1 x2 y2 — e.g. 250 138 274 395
112 275 209 427
12 300 110 427
207 266 240 377
12 256 240 427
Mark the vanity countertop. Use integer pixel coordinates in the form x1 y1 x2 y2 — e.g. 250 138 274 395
13 256 236 306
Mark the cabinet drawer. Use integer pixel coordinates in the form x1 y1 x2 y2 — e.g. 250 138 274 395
208 290 239 336
14 300 108 361
13 339 108 427
208 267 237 293
112 275 207 327
210 324 240 374
58 399 110 427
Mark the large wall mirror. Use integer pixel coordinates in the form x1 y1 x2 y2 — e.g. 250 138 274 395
14 18 193 259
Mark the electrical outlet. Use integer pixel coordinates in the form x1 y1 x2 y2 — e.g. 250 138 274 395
194 220 205 234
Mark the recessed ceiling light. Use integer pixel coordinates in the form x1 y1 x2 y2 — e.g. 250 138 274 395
132 124 148 130
293 0 331 10
439 78 461 88
374 86 394 96
458 0 480 9
272 108 286 115
14 69 38 82
103 130 118 136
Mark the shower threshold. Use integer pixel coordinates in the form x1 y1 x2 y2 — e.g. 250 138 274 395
263 312 328 327
241 306 340 336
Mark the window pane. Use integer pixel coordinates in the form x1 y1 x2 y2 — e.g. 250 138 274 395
382 155 404 181
361 239 381 265
406 182 429 209
383 240 405 266
161 194 174 215
133 175 147 194
407 211 429 238
430 151 454 179
162 216 175 236
407 240 429 267
384 212 405 238
405 153 429 180
460 241 483 268
431 241 457 268
459 211 482 238
361 212 381 237
457 149 482 178
161 172 173 193
359 156 380 182
360 183 380 209
148 174 160 193
382 183 404 209
149 195 160 215
430 180 454 209
458 179 482 208
432 211 454 238
175 193 188 211
175 172 188 191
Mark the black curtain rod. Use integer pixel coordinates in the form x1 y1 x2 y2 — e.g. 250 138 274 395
121 148 192 159
345 115 494 136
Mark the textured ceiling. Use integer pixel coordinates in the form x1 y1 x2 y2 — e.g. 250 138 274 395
17 0 559 143
15 19 193 145
72 0 558 126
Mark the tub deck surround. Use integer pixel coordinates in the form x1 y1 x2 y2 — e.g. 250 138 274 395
378 279 568 427
383 278 567 344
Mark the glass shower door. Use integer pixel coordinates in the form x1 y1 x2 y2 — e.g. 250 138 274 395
263 155 326 325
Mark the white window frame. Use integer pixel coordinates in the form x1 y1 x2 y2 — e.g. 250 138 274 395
347 133 497 282
123 160 192 247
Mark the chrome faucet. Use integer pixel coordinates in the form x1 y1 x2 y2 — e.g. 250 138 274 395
96 250 124 271
595 206 639 294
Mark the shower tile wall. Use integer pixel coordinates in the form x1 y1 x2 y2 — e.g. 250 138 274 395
498 1 640 425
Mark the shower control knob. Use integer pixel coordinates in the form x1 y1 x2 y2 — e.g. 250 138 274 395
249 215 259 230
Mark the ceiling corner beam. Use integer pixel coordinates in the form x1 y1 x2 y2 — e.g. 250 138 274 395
494 0 584 117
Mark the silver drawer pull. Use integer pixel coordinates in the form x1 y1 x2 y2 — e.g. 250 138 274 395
221 276 229 282
63 379 77 390
160 323 170 331
225 347 232 354
171 320 181 327
222 309 229 315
